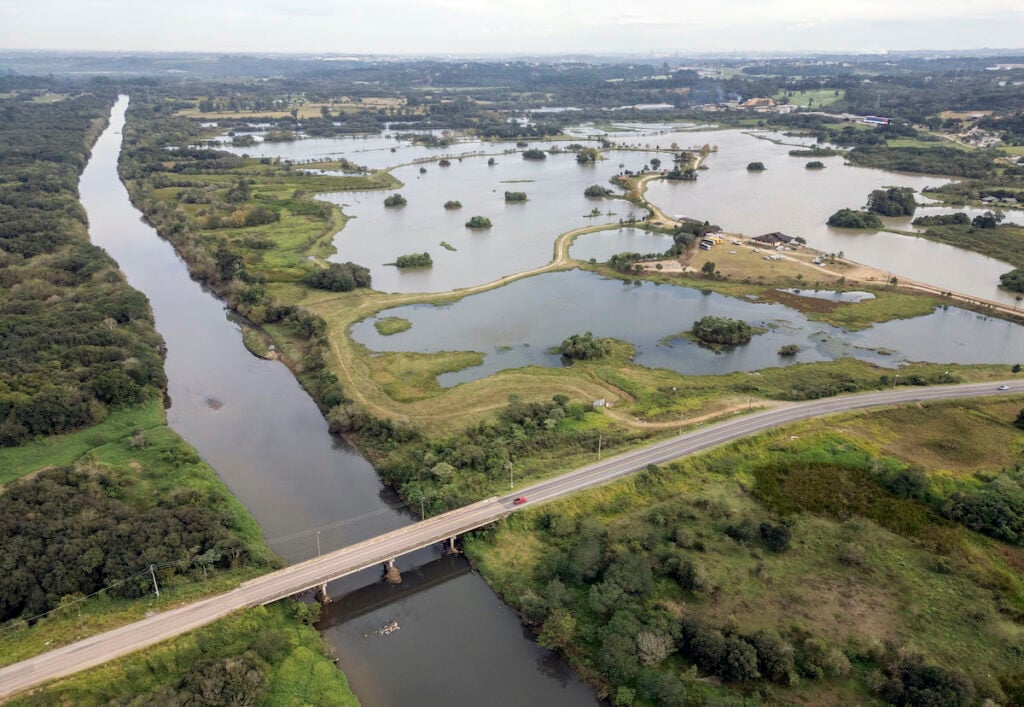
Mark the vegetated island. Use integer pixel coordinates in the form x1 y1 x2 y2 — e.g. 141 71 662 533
805 160 826 169
522 148 547 160
689 316 761 349
465 215 493 229
383 193 407 207
827 208 884 229
584 184 614 198
746 161 766 172
389 252 433 269
504 191 528 202
558 331 612 360
443 200 462 209
866 187 916 216
439 240 457 251
374 317 412 335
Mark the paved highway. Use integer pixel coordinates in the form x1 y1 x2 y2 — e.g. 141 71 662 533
1 379 1020 699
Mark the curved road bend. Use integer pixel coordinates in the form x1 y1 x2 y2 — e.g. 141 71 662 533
1 380 1021 700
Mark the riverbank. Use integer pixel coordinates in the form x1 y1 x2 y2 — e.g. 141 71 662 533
464 395 1024 703
0 96 359 705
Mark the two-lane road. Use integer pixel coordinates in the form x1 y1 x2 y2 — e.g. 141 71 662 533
1 380 1021 700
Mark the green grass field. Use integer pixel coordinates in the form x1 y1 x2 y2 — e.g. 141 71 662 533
773 88 845 108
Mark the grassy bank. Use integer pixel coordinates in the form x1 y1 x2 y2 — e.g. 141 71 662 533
9 603 358 706
464 397 1024 704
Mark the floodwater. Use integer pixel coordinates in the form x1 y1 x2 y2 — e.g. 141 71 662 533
642 129 1021 305
227 124 1021 304
351 269 1024 386
79 96 599 707
569 227 676 263
319 150 646 293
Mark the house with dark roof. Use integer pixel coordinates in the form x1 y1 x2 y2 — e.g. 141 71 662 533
751 232 794 246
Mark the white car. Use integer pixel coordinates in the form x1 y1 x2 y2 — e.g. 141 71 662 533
998 385 1010 391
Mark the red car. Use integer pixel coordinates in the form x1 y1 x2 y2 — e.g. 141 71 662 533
513 496 528 506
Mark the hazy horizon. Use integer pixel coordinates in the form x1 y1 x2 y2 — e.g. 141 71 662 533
1 0 1023 56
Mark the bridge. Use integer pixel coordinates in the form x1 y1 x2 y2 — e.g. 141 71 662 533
0 379 1020 699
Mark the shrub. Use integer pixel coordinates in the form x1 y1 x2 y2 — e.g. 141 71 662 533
303 262 371 291
383 193 407 207
584 184 613 197
465 215 493 229
504 191 527 202
393 252 433 269
746 161 766 171
778 343 800 356
443 200 462 209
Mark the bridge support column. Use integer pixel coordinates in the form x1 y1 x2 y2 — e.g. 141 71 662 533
384 558 402 584
315 581 332 604
446 535 460 555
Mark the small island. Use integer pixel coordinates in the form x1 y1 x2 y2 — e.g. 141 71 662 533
465 215 493 229
391 252 433 268
827 208 883 229
374 317 412 336
504 191 528 202
805 160 826 169
522 149 547 160
778 343 801 356
867 187 916 216
746 161 766 172
444 200 462 210
559 331 612 360
584 184 614 198
691 316 757 348
383 193 407 207
438 158 451 167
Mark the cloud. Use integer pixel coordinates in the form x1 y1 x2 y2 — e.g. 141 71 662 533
1 0 1022 53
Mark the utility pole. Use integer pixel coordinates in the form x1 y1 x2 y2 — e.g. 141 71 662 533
149 564 160 598
598 434 603 460
420 494 425 519
315 530 322 558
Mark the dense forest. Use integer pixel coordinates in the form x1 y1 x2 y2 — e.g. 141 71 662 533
0 92 167 446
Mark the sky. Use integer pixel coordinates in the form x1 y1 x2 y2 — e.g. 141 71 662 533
1 0 1023 55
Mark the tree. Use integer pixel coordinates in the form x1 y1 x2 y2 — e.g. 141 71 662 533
584 184 613 198
538 607 577 651
559 331 612 360
443 200 462 209
636 631 674 666
746 162 766 171
867 187 916 216
806 160 826 169
1001 268 1024 293
691 317 755 346
827 208 883 229
701 261 716 276
383 193 407 207
650 158 662 170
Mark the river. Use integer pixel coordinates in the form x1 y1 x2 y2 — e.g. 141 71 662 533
79 96 599 706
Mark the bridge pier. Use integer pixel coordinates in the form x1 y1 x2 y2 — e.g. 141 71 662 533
315 581 332 605
384 558 402 584
446 535 460 555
